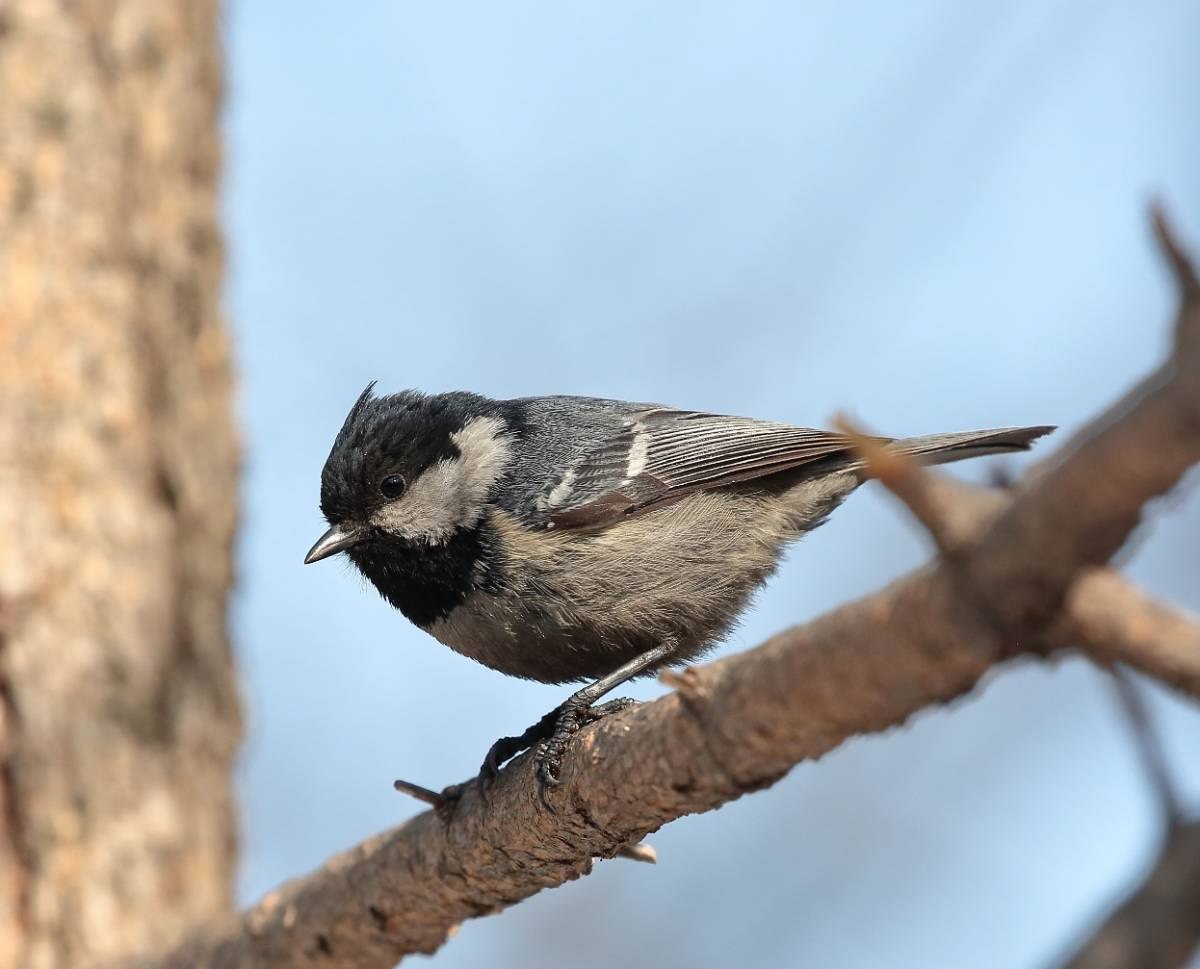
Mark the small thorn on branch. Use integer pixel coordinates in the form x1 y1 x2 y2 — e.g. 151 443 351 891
394 778 465 824
393 777 468 820
392 778 445 806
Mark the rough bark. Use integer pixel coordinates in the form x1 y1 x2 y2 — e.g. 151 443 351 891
0 3 239 967
137 211 1200 969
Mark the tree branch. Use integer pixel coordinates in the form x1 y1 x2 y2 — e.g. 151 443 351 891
133 209 1200 969
883 472 1200 695
1055 570 1200 697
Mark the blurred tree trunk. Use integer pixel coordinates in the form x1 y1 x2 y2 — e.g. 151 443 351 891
0 3 240 968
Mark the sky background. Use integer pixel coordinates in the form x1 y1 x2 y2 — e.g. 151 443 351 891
222 2 1200 966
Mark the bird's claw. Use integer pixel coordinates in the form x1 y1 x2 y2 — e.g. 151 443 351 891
534 697 638 788
478 732 533 789
475 704 564 792
533 712 579 788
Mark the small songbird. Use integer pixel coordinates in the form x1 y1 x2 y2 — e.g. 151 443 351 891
305 385 1052 786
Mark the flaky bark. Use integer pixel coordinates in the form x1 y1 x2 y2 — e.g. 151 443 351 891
136 212 1200 969
0 3 239 967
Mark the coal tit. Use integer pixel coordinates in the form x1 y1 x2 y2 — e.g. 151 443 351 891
305 384 1052 786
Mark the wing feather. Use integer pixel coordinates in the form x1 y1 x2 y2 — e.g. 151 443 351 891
544 409 879 531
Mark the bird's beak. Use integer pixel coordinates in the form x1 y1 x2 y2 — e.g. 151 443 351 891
304 524 366 564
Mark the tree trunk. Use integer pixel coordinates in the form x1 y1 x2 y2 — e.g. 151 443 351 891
0 3 240 967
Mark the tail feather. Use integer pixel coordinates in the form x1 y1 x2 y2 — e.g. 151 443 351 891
892 425 1055 468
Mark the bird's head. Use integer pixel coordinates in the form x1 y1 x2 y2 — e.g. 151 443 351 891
304 383 515 564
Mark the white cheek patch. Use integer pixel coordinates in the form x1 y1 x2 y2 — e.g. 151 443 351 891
371 416 512 545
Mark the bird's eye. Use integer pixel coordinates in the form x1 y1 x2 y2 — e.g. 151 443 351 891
379 474 407 499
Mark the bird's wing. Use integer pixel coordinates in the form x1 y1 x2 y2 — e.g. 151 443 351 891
542 408 881 531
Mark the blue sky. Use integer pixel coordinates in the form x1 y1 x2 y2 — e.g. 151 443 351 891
223 3 1200 966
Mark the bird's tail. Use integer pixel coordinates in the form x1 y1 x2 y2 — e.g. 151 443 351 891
890 425 1055 467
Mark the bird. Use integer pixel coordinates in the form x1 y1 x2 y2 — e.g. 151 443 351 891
305 384 1052 788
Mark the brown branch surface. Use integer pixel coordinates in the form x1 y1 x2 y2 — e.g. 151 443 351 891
1056 570 1200 696
137 211 1200 969
883 475 1200 695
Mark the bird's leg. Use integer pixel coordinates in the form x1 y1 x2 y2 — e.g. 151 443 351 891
475 639 679 790
535 641 679 786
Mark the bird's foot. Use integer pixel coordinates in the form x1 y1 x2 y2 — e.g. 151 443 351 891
535 697 637 788
394 696 637 819
475 697 638 792
477 705 564 789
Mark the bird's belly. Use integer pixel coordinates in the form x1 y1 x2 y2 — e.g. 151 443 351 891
425 591 655 683
426 578 742 684
426 486 849 684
